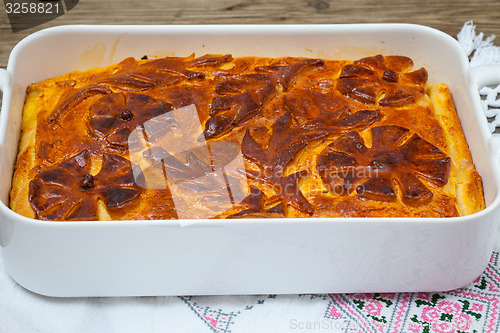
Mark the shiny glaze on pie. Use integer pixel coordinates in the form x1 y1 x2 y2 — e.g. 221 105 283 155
10 54 485 220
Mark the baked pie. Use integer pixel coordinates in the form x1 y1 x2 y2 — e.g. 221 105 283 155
10 54 485 220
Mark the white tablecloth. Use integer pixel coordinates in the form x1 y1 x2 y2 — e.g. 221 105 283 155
1 21 500 333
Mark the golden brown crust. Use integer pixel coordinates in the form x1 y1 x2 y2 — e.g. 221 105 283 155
10 54 485 220
426 84 486 215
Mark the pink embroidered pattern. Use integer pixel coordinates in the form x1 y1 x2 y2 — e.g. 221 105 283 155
180 253 500 333
322 253 500 333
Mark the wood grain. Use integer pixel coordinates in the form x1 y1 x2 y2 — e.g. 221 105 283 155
1 0 500 68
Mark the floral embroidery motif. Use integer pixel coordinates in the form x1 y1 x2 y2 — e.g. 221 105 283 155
179 296 242 333
409 295 481 333
320 254 500 333
352 293 394 324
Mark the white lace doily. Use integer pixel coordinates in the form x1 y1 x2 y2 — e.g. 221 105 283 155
458 20 500 133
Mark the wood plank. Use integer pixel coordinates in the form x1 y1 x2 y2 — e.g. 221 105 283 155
1 0 500 68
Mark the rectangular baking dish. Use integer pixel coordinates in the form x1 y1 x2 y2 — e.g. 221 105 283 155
1 24 500 297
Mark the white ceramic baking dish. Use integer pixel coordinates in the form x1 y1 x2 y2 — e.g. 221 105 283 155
1 24 500 297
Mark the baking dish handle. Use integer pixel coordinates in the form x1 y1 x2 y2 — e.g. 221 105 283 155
0 68 11 107
471 65 500 151
472 65 500 88
0 68 10 87
0 68 11 151
472 66 500 251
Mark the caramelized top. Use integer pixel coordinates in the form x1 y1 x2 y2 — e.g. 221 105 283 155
317 126 450 206
337 55 427 107
20 54 469 220
29 150 142 220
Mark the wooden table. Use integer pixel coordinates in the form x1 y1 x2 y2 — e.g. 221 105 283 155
1 0 500 68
